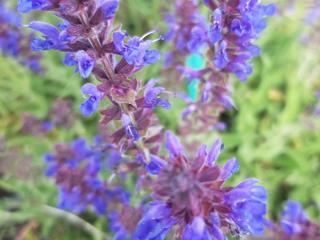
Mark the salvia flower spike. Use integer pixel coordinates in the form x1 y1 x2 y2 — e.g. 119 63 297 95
164 0 275 135
134 131 267 239
18 0 170 164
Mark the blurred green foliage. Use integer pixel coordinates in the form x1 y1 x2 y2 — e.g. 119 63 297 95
0 0 319 239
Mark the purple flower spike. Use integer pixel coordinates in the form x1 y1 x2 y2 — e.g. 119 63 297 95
19 0 172 152
137 133 267 239
43 137 128 216
163 0 275 135
213 0 275 80
80 83 102 117
75 50 95 78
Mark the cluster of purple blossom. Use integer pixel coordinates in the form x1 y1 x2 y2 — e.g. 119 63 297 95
44 131 268 239
16 0 310 239
164 0 275 135
44 135 150 239
134 132 267 239
18 0 171 164
0 1 43 73
44 137 130 215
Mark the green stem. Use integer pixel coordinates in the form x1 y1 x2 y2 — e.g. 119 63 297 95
42 205 109 240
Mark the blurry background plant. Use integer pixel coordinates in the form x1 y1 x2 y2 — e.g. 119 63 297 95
0 0 43 74
0 0 319 239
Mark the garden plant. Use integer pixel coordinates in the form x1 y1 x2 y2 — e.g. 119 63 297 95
0 0 319 239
